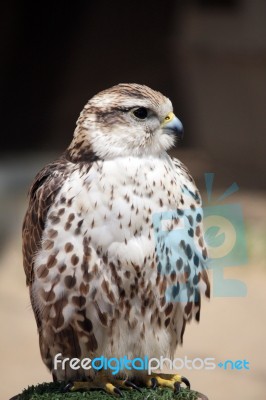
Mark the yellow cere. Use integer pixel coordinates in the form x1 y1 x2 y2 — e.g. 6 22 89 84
162 112 175 125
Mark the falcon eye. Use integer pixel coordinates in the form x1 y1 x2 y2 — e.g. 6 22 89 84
132 107 148 120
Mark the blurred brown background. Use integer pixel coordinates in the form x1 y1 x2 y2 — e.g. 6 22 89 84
0 1 265 399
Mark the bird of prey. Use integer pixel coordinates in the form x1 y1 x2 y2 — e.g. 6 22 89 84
22 83 210 395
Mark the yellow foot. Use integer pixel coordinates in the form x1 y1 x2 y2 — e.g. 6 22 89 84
64 377 142 397
146 373 190 393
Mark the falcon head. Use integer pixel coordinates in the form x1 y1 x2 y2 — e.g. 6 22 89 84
68 83 183 161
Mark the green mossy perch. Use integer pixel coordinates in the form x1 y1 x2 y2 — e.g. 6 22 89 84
11 382 208 400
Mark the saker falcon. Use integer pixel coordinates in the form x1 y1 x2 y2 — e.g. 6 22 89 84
22 83 210 395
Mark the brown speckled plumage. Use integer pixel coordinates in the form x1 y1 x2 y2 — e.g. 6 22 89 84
22 83 210 383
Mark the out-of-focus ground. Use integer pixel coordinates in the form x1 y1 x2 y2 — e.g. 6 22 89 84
0 152 265 399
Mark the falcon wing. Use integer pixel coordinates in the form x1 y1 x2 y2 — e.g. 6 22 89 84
22 156 70 286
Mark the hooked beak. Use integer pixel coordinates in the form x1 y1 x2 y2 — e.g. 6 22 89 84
161 112 184 139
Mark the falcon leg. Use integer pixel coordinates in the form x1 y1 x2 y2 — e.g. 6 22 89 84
145 372 190 393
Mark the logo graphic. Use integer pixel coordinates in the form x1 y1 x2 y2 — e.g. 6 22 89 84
153 173 248 299
203 173 247 297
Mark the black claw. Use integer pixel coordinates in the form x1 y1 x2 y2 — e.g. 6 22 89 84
114 387 124 397
125 380 142 392
174 382 180 394
151 377 158 390
181 376 191 389
63 382 73 392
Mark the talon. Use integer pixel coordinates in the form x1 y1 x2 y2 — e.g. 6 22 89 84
181 376 190 389
124 380 142 392
174 382 180 394
114 387 124 397
151 377 157 389
63 382 73 392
